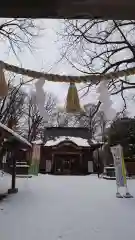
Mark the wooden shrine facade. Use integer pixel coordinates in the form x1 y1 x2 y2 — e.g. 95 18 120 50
39 127 102 175
40 140 89 175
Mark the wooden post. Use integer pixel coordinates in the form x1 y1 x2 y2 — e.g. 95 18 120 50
97 148 100 178
80 153 82 174
11 154 16 189
52 153 54 173
8 148 18 194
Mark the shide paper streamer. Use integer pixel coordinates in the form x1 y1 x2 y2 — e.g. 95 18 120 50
35 78 49 123
97 81 116 121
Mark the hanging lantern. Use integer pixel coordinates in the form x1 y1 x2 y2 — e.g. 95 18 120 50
65 82 82 113
0 62 8 97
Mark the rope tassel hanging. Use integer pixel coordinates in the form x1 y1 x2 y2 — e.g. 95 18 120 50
65 82 82 113
0 62 8 97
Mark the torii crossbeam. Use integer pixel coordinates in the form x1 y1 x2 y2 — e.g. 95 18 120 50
0 0 135 19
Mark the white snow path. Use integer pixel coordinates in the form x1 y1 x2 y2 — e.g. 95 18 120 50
0 174 135 240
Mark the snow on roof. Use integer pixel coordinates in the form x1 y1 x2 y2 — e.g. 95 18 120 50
104 166 115 169
0 122 31 147
32 139 43 145
91 139 98 144
45 136 91 147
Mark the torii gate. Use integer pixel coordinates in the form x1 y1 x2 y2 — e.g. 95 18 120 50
0 0 134 19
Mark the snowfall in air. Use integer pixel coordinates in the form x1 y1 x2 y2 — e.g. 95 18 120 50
0 174 135 240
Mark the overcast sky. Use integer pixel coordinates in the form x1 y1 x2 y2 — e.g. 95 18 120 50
0 19 134 115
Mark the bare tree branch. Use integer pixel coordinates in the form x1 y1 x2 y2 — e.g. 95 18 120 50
0 18 42 60
59 20 135 92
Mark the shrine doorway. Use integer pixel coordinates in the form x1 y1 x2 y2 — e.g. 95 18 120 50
53 153 81 175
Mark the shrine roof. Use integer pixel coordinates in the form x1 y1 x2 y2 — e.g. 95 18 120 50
0 122 31 147
44 136 102 147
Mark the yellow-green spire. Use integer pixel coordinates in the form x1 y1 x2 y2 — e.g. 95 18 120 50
65 82 82 113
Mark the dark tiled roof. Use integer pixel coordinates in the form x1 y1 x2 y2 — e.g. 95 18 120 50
44 127 91 141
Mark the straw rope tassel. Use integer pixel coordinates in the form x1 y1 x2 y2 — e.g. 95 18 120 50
66 82 81 113
0 62 8 97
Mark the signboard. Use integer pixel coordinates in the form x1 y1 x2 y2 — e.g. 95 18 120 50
46 160 52 173
88 161 93 173
29 144 41 176
110 144 127 187
2 152 7 163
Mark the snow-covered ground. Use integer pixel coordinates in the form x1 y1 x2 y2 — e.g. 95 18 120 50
0 174 135 240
